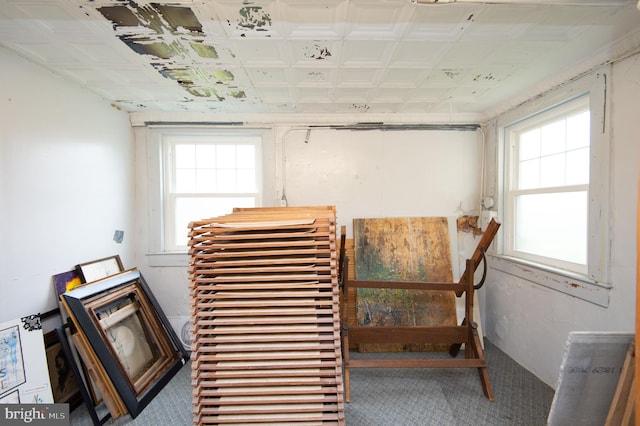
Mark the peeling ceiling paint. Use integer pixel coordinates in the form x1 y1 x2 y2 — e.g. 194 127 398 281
0 0 638 117
97 1 243 100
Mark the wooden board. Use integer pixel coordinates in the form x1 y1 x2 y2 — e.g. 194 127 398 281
353 217 457 352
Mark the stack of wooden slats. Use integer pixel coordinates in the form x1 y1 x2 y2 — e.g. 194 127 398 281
188 207 344 426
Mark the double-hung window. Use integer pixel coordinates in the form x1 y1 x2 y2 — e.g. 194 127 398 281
148 128 264 258
504 96 590 274
495 69 611 306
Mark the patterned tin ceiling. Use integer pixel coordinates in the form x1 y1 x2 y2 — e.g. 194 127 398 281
1 0 639 121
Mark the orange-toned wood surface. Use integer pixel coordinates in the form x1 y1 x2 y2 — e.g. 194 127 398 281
353 217 457 352
189 206 344 425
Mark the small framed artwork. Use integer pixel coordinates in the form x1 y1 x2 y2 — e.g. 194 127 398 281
62 270 187 418
53 270 82 297
76 255 124 284
44 330 82 409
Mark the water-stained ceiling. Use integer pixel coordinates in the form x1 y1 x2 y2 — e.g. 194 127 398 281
1 0 639 121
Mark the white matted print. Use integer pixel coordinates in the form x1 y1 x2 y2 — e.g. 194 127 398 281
0 316 53 404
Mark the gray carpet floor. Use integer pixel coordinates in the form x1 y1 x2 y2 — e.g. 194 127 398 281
70 339 554 425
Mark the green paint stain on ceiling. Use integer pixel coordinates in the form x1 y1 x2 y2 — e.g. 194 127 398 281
238 5 272 31
95 1 248 102
190 43 218 59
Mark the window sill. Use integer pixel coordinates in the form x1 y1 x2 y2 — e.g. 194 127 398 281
146 252 189 267
488 254 611 307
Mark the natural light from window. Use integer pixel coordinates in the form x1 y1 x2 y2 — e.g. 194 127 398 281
165 137 260 250
506 99 590 273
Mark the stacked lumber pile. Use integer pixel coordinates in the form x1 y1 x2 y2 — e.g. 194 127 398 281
188 206 345 425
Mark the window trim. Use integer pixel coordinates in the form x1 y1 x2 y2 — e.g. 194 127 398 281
493 66 611 306
145 127 270 267
503 95 590 275
162 134 262 251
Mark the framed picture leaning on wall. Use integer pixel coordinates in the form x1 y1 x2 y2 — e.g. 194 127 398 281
61 269 188 418
44 330 83 409
76 255 124 284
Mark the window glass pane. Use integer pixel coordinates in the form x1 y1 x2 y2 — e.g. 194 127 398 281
566 110 590 150
217 169 236 192
519 158 539 190
519 129 540 161
175 144 195 168
540 120 566 156
566 147 590 185
236 145 255 168
196 145 216 168
539 153 565 188
216 145 236 167
236 169 256 192
175 169 196 193
162 133 261 251
174 197 255 247
515 191 587 265
196 169 216 193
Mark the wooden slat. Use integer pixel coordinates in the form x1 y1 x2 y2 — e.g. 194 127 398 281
60 298 127 418
189 207 343 426
348 325 468 345
606 340 636 426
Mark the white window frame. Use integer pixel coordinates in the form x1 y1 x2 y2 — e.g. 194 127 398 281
503 96 590 274
146 127 269 266
492 67 611 307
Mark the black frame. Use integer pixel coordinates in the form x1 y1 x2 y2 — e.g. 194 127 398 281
62 270 188 418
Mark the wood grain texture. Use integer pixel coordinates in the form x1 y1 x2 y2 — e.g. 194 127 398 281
189 206 344 425
353 217 456 352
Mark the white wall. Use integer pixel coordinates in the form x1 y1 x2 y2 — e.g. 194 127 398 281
4 39 636 391
282 128 481 236
133 125 482 320
0 48 135 324
481 53 640 387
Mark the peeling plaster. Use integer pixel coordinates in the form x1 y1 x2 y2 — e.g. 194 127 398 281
443 69 462 79
237 4 272 31
473 73 497 82
95 1 244 101
352 103 370 111
304 43 332 60
306 71 326 81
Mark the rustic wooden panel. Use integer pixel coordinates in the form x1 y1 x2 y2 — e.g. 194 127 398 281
337 238 357 350
353 217 456 352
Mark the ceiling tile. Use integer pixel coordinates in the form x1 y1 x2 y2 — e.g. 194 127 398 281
344 0 413 40
403 3 479 42
279 0 347 39
254 86 295 103
337 68 381 87
292 68 338 87
378 68 429 88
1 0 638 119
230 39 290 66
207 0 281 39
245 67 291 86
388 41 451 67
288 39 339 66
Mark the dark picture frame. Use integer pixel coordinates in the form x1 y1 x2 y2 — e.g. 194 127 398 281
62 270 188 418
44 330 83 410
76 255 124 284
